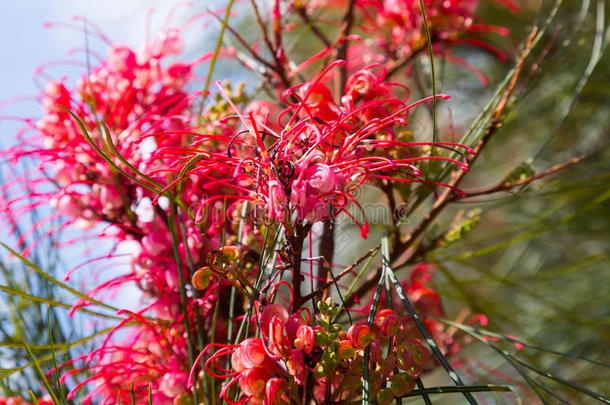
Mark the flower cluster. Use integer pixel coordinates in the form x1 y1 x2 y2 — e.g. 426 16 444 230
192 264 470 405
0 0 515 402
180 63 471 237
196 298 436 404
294 0 516 82
0 397 53 405
1 24 244 402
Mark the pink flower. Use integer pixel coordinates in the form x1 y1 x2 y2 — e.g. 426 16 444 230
304 163 337 195
268 179 287 221
239 337 268 369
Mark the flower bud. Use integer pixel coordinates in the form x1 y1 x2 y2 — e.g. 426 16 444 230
221 245 240 262
192 267 214 290
375 387 394 405
404 363 423 380
380 354 396 377
390 373 416 397
261 304 289 336
337 340 355 361
369 339 383 363
265 378 287 405
375 309 399 337
402 338 431 367
304 163 337 194
294 325 315 353
268 316 287 355
347 324 374 348
231 347 245 372
286 349 306 384
396 347 414 371
285 312 306 342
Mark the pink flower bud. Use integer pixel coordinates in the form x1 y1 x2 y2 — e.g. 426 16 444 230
381 354 396 376
404 363 423 380
294 325 315 353
304 164 336 195
286 349 306 384
401 337 431 367
268 316 287 355
268 180 287 221
261 304 289 335
99 185 123 210
345 69 377 101
107 45 137 76
284 312 306 342
396 346 414 372
141 233 168 256
231 347 245 372
51 194 81 217
370 339 383 363
159 369 188 398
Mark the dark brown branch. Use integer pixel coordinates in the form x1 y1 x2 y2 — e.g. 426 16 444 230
335 0 357 92
318 218 334 301
294 4 332 48
289 223 312 311
208 11 275 70
249 0 276 59
386 46 426 79
300 245 379 303
461 155 586 199
210 8 291 88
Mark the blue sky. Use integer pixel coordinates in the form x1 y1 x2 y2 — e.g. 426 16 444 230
0 1 194 120
0 1 197 312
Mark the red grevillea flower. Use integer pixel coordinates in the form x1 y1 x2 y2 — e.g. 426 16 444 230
0 20 248 403
175 62 471 238
300 0 516 82
58 314 191 404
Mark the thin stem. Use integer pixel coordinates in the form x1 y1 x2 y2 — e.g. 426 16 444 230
167 203 198 404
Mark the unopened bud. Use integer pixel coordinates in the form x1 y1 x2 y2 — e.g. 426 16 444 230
192 267 214 290
390 373 416 397
376 388 394 405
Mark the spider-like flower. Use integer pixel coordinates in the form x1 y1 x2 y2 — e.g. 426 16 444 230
182 62 471 237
